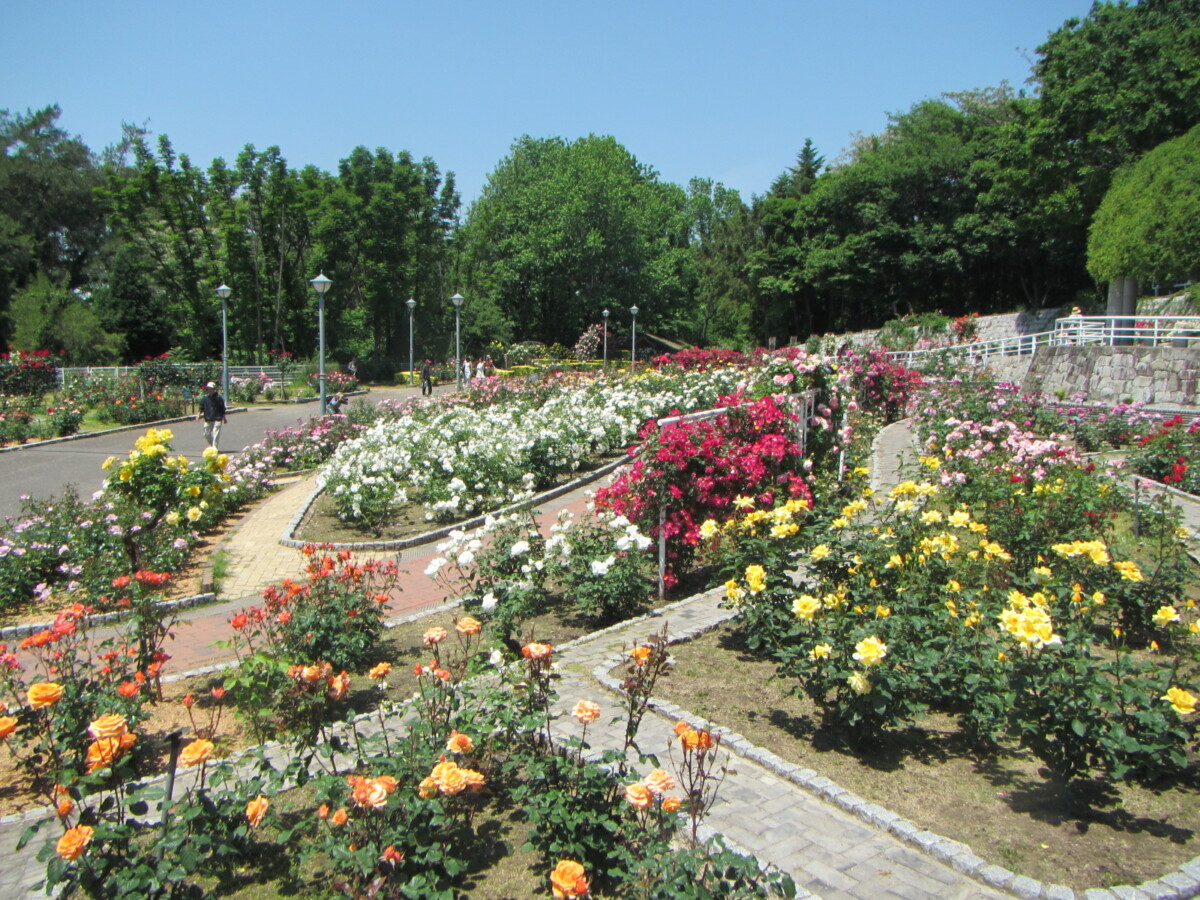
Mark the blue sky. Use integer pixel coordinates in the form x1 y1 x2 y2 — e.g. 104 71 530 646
4 0 1090 207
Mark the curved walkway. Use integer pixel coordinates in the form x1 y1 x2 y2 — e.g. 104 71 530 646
4 420 1199 900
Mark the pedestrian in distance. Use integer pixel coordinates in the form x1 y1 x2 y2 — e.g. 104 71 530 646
420 358 434 396
197 382 227 450
327 392 345 415
463 357 472 385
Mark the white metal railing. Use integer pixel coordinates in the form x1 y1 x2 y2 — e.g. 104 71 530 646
887 315 1200 366
58 365 287 385
1051 315 1200 347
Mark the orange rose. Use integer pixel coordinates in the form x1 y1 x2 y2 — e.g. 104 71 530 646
455 616 482 635
0 716 18 739
438 765 468 796
327 671 350 701
423 626 449 645
679 728 713 752
56 824 94 861
245 795 269 828
629 646 652 666
571 700 600 724
317 804 330 819
673 720 691 737
522 642 553 660
445 731 474 754
550 859 589 899
368 662 391 680
56 797 75 818
643 768 675 796
27 682 64 709
350 777 390 809
85 734 136 772
661 796 682 813
624 782 652 809
331 808 348 826
87 713 128 740
461 767 486 791
178 739 214 767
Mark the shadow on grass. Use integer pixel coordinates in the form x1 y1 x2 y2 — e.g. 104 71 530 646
975 757 1200 842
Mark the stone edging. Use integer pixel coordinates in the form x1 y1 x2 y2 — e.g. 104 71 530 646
0 593 217 643
588 601 1200 900
279 455 632 551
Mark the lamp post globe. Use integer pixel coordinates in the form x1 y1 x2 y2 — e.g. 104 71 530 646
629 305 639 373
406 298 417 387
215 283 232 404
601 308 609 370
450 293 464 391
310 272 333 413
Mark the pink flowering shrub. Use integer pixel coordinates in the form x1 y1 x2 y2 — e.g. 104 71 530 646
596 394 812 585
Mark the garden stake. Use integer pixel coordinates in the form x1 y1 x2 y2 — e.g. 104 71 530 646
159 729 184 835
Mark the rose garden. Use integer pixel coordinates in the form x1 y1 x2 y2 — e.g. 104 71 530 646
0 337 1197 900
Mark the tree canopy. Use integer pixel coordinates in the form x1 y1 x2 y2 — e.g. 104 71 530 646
1088 123 1200 285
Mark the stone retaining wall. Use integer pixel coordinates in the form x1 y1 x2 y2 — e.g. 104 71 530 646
1023 346 1200 408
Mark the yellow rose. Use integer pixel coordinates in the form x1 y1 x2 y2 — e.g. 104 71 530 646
852 636 888 666
1162 687 1197 716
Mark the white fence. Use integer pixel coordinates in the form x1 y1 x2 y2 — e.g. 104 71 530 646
58 365 286 386
887 315 1200 367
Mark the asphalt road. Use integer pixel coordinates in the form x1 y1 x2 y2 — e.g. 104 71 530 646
0 386 422 522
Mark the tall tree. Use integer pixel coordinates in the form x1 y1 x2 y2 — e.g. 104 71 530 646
461 134 689 348
0 105 105 345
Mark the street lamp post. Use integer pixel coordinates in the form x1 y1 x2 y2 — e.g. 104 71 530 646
310 272 332 413
602 308 609 370
215 283 232 404
629 305 639 373
450 293 464 390
406 298 417 386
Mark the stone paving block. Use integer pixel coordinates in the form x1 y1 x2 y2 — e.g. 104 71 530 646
1009 874 1045 899
799 857 859 893
977 865 1015 890
1109 886 1153 900
1045 884 1076 900
1161 870 1200 893
1180 860 1200 881
1132 882 1178 900
1082 890 1119 900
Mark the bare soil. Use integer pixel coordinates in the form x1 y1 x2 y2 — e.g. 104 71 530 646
653 624 1200 892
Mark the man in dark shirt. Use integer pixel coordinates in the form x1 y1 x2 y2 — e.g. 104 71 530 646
197 382 227 450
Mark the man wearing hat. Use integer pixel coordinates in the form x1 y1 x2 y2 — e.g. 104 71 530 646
197 382 227 450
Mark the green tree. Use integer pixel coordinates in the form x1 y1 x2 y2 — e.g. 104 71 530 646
104 134 221 358
0 106 106 345
1088 123 1200 285
461 135 691 348
7 274 122 364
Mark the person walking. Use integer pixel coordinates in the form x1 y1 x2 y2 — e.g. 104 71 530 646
475 357 487 381
420 358 434 396
463 356 472 386
197 382 227 450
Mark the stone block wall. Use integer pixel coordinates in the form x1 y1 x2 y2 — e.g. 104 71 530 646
1023 346 1200 409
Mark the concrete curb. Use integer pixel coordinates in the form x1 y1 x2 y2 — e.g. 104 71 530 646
0 593 217 643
